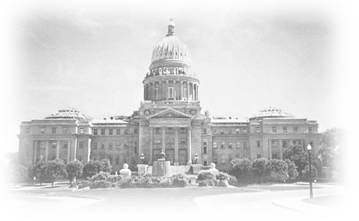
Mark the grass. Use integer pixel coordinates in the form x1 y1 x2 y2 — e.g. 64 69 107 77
303 193 357 210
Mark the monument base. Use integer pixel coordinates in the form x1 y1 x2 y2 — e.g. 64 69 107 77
137 164 149 176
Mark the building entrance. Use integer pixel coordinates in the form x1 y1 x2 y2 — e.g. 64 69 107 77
178 149 187 165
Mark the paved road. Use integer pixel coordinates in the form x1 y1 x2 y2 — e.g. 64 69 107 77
195 186 353 221
0 194 99 220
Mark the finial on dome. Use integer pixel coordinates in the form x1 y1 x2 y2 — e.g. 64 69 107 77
166 18 175 37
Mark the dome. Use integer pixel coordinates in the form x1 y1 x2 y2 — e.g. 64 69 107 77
45 108 92 122
249 107 294 121
151 21 191 64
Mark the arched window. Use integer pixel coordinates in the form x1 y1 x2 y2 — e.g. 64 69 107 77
159 68 162 75
169 67 173 75
174 67 178 75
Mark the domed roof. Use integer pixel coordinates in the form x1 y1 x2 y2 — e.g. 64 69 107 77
151 20 191 64
249 107 294 121
45 108 92 122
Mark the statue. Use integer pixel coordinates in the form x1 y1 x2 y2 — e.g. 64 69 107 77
208 163 219 173
158 149 166 160
119 163 131 179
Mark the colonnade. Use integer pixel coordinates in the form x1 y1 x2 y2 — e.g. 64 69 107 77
148 126 192 164
144 81 199 101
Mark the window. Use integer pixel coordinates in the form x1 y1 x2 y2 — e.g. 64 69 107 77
179 140 186 145
213 141 217 149
271 140 277 146
243 142 248 148
51 127 56 134
134 128 138 134
221 155 226 164
283 126 287 133
282 140 287 148
228 142 233 148
203 160 208 166
213 154 218 163
236 142 240 149
272 126 277 133
221 142 225 149
25 127 30 134
116 129 121 135
51 142 57 149
203 141 207 146
294 126 299 133
77 155 82 161
256 126 260 133
228 129 232 134
257 154 262 159
203 146 207 154
93 142 98 149
101 143 105 149
116 143 121 151
213 129 217 133
79 141 84 149
203 128 207 134
40 127 45 134
243 128 247 133
63 143 68 149
180 127 186 133
79 128 84 134
168 87 174 99
256 141 261 147
101 129 105 135
108 143 113 150
220 129 224 134
109 129 113 135
308 127 312 133
93 129 98 135
236 128 240 134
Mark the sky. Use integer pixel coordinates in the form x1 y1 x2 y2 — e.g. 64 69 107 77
1 0 358 154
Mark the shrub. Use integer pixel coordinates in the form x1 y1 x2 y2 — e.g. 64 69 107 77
77 180 91 189
83 161 102 179
264 159 288 183
216 172 229 181
172 174 188 187
251 158 268 183
198 179 218 187
90 180 111 189
66 161 83 185
197 171 216 181
107 175 122 183
91 171 111 182
8 163 28 185
229 158 252 184
285 159 298 180
100 159 112 173
227 174 238 186
34 159 66 186
302 165 318 182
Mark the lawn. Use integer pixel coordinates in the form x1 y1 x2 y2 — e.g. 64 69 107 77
304 193 357 210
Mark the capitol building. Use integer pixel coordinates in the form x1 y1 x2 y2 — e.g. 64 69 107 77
18 21 320 171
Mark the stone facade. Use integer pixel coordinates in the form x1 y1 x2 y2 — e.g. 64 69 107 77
18 21 320 171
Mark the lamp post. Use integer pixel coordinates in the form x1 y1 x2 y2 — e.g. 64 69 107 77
194 153 199 164
307 144 313 199
140 153 145 164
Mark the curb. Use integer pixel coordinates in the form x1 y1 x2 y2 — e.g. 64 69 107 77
272 201 330 221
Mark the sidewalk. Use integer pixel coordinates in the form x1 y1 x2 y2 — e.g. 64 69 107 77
272 192 353 221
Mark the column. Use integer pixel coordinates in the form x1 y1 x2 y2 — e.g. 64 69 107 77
279 139 283 160
268 140 272 160
86 139 91 163
149 127 153 163
56 140 60 159
67 140 71 162
45 141 49 161
73 137 78 161
174 127 179 163
162 127 166 151
197 84 199 100
187 127 192 164
33 140 38 164
180 81 183 100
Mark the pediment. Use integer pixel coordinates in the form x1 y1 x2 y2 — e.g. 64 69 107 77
147 108 192 119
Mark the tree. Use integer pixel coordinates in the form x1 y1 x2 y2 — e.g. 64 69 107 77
320 127 357 177
229 158 252 183
83 160 102 178
283 144 308 178
66 160 83 186
264 159 288 182
34 159 66 187
302 165 318 182
3 152 19 165
251 158 267 183
7 163 28 186
318 128 342 177
100 159 112 173
285 159 298 180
